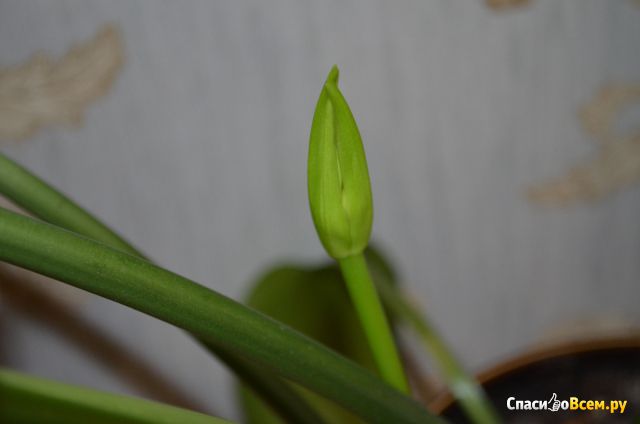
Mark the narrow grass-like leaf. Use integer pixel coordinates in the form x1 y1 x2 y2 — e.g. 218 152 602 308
0 207 442 424
0 368 231 424
0 151 326 424
207 345 325 424
0 152 139 256
375 278 500 424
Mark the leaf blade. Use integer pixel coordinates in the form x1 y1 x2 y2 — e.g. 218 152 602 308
0 207 443 424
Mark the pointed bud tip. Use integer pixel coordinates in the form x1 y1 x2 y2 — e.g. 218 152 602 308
326 65 340 86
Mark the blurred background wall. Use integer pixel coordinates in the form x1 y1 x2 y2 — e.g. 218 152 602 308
0 0 639 420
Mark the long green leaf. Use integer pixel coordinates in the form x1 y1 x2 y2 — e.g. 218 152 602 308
0 207 442 424
0 152 325 424
366 250 500 423
376 280 500 423
0 153 139 256
0 368 231 424
206 345 325 424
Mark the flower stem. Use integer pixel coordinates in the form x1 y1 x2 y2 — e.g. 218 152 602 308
338 253 410 394
376 280 501 424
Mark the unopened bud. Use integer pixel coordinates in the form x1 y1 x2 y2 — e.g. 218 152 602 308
307 66 373 259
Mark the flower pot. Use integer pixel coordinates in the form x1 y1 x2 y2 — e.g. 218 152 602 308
431 336 640 423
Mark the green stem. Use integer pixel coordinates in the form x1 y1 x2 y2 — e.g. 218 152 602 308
338 253 410 394
0 152 324 424
0 207 441 424
376 280 501 424
0 368 231 424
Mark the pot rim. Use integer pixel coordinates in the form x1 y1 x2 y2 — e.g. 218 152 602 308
429 334 640 414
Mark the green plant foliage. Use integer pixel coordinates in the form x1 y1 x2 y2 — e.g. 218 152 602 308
0 207 442 424
0 151 325 424
0 368 231 424
239 247 403 424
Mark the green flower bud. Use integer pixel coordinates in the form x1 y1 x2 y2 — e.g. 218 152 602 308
308 66 373 259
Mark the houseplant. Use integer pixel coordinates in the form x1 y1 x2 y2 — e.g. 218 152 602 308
1 66 636 424
0 66 498 423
